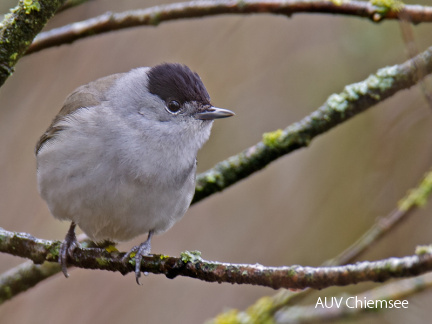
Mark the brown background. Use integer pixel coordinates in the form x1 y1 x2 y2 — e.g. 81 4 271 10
1 0 432 323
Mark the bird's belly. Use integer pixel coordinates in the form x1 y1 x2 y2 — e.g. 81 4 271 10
38 154 195 242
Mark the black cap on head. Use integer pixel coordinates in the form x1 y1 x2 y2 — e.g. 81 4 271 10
147 63 211 106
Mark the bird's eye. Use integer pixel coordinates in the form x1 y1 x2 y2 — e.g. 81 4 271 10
167 100 181 114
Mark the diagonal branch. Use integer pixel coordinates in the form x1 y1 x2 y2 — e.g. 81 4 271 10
1 228 432 295
2 40 432 303
0 261 60 304
274 271 432 324
210 166 432 322
0 0 67 87
326 167 432 266
192 45 432 203
26 0 432 55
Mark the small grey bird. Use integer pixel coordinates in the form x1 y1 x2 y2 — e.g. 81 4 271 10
35 63 234 283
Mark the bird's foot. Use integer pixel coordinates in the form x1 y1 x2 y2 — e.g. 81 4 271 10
59 222 80 278
122 231 153 285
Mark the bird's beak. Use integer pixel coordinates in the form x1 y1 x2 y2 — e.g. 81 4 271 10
195 107 235 120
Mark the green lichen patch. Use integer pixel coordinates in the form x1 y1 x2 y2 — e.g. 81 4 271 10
415 245 432 255
262 129 284 148
212 309 241 324
180 250 202 263
159 254 170 260
370 0 404 13
23 0 41 14
245 296 276 324
95 257 110 267
104 245 119 253
398 169 432 211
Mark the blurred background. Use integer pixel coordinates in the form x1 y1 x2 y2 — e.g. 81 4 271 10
1 0 432 323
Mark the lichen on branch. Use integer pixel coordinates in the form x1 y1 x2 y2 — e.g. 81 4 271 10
0 0 67 87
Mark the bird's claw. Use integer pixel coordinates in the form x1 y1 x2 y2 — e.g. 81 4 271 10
59 222 80 278
123 231 153 285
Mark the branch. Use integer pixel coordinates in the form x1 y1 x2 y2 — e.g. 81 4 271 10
192 45 432 203
0 261 60 304
26 0 432 55
210 166 432 322
325 167 432 266
273 272 432 324
57 0 93 13
1 228 432 295
2 39 431 303
0 0 67 87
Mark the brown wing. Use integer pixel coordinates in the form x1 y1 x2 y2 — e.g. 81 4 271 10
35 73 124 155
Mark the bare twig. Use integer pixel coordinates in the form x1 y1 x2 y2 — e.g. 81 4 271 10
398 9 432 108
26 0 432 55
57 0 93 13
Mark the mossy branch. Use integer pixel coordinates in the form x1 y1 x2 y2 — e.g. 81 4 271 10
0 0 67 87
0 261 61 304
193 45 432 203
1 227 432 305
25 0 432 55
2 27 432 305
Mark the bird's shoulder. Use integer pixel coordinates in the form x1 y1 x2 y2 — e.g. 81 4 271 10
35 73 124 154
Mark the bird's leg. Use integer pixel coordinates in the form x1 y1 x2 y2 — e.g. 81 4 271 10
123 230 154 285
59 222 80 278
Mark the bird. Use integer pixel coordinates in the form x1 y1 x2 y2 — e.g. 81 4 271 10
35 63 234 283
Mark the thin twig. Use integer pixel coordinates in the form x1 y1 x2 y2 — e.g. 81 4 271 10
57 0 93 13
398 9 432 109
26 0 432 55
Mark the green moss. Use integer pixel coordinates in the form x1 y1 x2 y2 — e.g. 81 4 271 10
47 242 61 260
159 254 170 260
105 245 119 253
370 0 404 12
180 250 202 263
246 296 276 324
327 65 399 116
398 170 432 211
1 285 12 301
95 257 110 267
23 0 41 14
211 309 241 324
212 296 276 324
205 172 218 183
262 129 284 147
149 12 162 26
415 245 432 255
327 93 349 115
